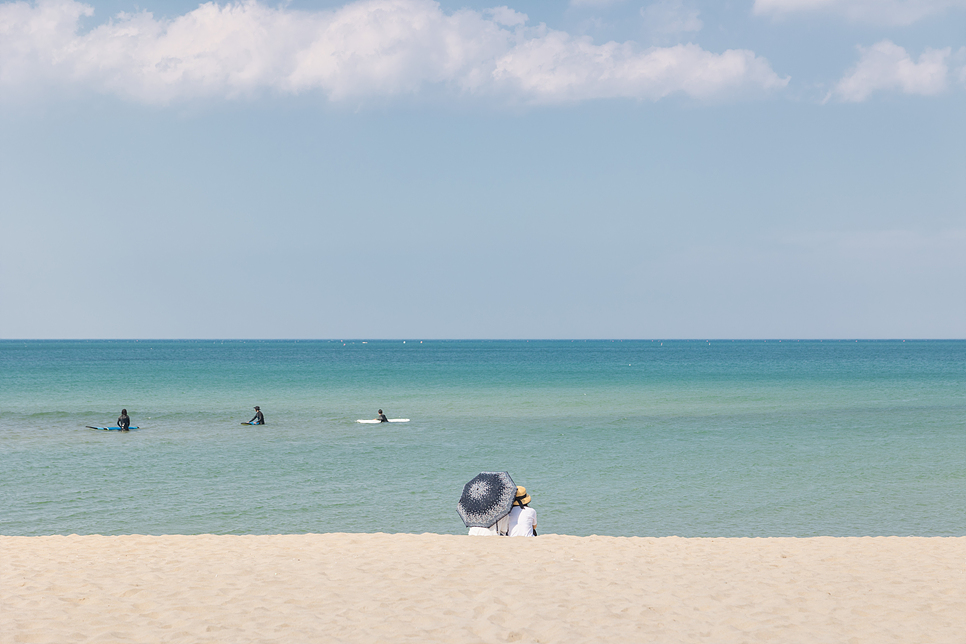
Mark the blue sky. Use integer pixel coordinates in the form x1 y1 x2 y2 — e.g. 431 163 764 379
1 0 963 338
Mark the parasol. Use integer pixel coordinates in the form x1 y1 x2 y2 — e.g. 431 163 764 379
457 471 516 528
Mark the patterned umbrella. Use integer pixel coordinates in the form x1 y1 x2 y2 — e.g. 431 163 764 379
457 471 516 528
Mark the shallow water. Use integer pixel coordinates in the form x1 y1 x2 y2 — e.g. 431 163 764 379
1 340 963 536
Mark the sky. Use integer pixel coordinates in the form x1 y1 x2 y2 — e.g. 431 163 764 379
1 0 964 339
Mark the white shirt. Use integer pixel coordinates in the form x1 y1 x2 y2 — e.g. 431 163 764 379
468 514 509 536
507 505 537 537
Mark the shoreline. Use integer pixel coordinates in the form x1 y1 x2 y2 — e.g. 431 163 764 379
3 534 964 643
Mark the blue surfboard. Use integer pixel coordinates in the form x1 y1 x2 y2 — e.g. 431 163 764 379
86 426 138 431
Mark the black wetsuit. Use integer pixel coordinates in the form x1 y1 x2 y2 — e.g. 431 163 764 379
117 415 131 431
250 410 264 425
378 414 389 423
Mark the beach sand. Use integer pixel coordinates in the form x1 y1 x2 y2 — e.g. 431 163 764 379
2 534 964 643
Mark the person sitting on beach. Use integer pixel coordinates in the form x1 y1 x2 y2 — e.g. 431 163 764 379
249 406 264 425
376 410 388 423
468 513 509 536
507 486 537 537
117 409 131 431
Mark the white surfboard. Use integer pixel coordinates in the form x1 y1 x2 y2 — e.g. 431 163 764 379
356 419 410 424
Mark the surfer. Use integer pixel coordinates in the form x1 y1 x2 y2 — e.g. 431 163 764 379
117 409 131 431
249 406 264 425
376 409 389 423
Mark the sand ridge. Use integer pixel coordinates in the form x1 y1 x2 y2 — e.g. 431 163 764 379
2 534 964 643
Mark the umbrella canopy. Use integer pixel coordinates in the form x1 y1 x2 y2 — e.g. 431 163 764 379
457 471 516 528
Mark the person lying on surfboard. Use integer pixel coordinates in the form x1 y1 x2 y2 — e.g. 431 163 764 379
376 410 389 423
249 406 264 425
117 409 131 431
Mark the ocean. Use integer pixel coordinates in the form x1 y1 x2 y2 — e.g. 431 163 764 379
1 340 963 537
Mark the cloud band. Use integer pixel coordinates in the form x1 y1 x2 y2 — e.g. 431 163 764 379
0 0 788 104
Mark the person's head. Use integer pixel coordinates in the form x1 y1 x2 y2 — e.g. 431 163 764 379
378 409 383 414
121 409 127 415
513 486 531 507
254 406 260 411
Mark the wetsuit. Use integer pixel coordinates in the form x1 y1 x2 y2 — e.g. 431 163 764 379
117 415 131 431
378 414 388 423
250 410 264 425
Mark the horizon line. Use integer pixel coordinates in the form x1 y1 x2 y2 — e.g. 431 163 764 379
2 338 963 343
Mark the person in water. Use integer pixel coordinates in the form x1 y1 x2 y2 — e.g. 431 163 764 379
117 409 131 431
376 409 389 423
249 406 264 425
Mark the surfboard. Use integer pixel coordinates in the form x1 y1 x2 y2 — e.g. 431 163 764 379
240 422 264 425
356 419 410 424
86 426 138 431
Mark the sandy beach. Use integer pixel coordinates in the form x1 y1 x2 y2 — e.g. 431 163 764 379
2 534 963 643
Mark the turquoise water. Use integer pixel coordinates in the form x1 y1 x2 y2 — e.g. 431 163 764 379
1 340 963 537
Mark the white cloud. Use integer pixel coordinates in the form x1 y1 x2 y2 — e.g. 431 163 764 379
484 6 527 27
955 46 966 84
832 40 950 101
569 0 625 7
493 38 784 102
641 0 703 37
753 0 966 25
0 0 787 104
